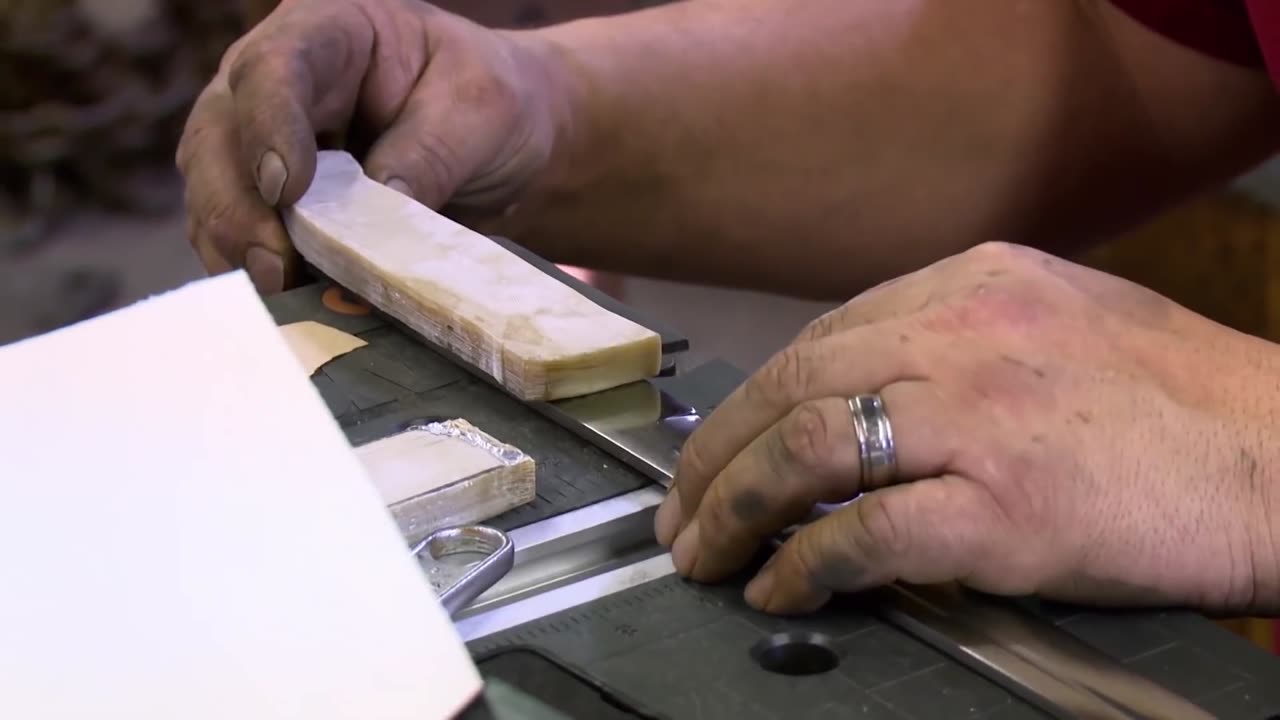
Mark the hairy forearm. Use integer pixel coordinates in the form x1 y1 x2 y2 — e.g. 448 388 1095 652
494 0 1280 299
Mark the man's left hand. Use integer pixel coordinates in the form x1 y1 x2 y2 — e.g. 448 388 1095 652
656 242 1280 616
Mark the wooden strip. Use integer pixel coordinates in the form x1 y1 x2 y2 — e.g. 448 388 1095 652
283 151 663 401
356 419 536 544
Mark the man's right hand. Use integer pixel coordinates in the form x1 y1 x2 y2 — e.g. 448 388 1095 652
177 0 569 294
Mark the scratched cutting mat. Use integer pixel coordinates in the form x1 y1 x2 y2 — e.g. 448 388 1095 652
467 571 1280 719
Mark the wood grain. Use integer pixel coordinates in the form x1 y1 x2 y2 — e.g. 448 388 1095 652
356 419 536 545
283 151 662 401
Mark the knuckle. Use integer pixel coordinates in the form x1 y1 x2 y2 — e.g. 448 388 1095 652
227 41 301 98
175 89 224 174
776 402 836 476
964 241 1053 282
401 0 440 17
190 195 247 263
200 195 238 232
788 529 828 585
749 345 817 408
183 214 201 251
454 68 522 115
674 432 717 493
932 280 1044 334
855 493 908 558
986 456 1050 529
401 131 464 198
790 516 866 591
219 33 253 74
174 132 195 175
698 486 742 543
796 308 839 343
965 240 1030 267
174 132 195 174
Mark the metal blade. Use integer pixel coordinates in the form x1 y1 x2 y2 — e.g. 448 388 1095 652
539 380 701 488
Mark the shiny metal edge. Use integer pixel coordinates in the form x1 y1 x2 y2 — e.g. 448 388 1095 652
501 486 664 557
458 554 677 643
455 487 665 619
536 381 701 488
412 525 515 619
875 584 1213 720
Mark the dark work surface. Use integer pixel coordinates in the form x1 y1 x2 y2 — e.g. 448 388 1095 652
468 574 1047 720
463 648 664 719
468 568 1280 719
264 282 655 530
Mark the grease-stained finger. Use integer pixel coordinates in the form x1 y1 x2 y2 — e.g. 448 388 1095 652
743 475 1000 614
660 317 930 544
186 217 233 277
671 380 961 582
180 86 299 291
225 5 378 208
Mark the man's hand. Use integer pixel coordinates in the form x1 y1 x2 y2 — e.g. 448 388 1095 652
657 242 1280 616
176 0 567 294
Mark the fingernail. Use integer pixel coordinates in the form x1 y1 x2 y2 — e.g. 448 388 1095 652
654 491 682 546
670 519 700 576
385 177 412 197
245 247 284 295
745 563 777 609
256 150 288 206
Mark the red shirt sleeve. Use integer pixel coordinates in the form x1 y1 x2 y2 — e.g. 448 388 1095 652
1245 0 1280 82
1108 0 1280 87
1107 0 1264 67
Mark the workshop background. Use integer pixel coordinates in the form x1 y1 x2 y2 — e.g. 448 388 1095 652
3 0 1279 652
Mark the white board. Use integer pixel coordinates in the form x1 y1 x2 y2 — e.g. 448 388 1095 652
0 272 482 720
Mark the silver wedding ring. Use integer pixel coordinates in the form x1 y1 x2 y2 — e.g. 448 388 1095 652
849 394 897 487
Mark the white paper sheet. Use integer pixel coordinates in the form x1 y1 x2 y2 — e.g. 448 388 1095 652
0 272 482 720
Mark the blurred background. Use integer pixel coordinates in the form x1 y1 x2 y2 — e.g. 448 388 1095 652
3 0 1280 648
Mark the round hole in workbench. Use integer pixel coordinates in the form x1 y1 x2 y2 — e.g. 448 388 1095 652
750 632 839 676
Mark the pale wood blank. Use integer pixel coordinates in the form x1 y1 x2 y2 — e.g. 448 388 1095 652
356 419 536 545
284 151 663 401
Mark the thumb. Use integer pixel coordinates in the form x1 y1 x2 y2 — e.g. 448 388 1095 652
744 477 1002 614
226 13 377 209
